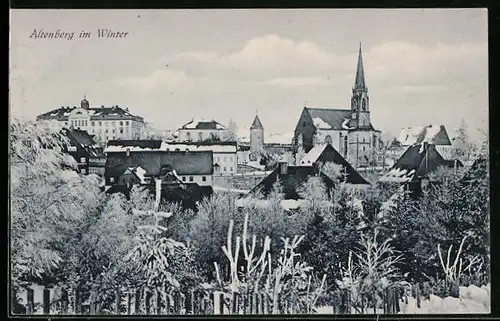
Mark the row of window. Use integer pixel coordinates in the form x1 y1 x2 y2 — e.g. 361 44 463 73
215 166 234 172
181 176 207 182
215 156 234 163
65 120 131 127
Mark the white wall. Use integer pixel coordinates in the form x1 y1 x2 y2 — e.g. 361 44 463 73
214 152 237 174
178 174 213 186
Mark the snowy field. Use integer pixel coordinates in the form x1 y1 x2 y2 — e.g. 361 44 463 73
315 283 490 314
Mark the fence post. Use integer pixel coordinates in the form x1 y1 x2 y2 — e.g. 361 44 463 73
89 290 97 315
249 292 254 314
115 288 121 315
423 282 431 300
61 288 68 314
394 287 400 314
189 290 195 315
262 293 268 314
74 288 82 315
232 292 238 314
416 283 421 309
43 288 50 314
173 291 180 314
134 289 141 315
384 287 389 314
145 289 152 315
156 288 162 315
127 291 131 315
26 288 34 315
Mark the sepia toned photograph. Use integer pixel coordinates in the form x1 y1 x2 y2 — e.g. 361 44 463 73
9 8 489 316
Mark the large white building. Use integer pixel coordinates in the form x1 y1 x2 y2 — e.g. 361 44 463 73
177 119 227 142
36 97 145 145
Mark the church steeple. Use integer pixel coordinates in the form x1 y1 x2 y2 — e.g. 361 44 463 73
351 43 371 128
251 114 264 129
354 43 366 91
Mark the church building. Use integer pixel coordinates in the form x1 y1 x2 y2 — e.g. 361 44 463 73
293 44 383 168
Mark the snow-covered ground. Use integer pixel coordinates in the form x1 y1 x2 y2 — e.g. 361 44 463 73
315 283 490 314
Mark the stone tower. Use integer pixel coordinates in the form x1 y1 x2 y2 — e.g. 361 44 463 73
250 114 264 152
81 95 90 109
350 43 371 129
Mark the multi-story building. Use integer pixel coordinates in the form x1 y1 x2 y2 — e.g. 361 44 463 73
163 141 238 175
177 119 227 142
36 97 145 145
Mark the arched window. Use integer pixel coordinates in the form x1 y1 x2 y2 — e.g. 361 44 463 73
362 99 367 111
325 135 332 145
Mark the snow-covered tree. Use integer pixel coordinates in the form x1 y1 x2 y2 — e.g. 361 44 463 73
451 119 477 162
221 119 238 142
298 176 328 209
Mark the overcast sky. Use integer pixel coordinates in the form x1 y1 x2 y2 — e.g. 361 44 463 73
10 9 488 141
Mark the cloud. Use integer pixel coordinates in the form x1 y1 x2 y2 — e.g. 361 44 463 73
116 69 208 92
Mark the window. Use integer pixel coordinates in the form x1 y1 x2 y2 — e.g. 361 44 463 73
120 129 123 134
230 167 233 172
216 157 220 163
186 132 191 140
99 121 102 126
373 135 377 148
80 157 86 163
202 176 207 182
198 132 203 141
112 129 115 133
120 121 123 126
182 176 186 181
224 167 227 172
112 121 116 127
229 156 233 162
81 168 87 174
126 121 129 126
325 135 332 145
65 122 68 126
303 121 306 127
189 176 194 182
223 156 227 162
110 177 115 183
105 129 108 133
344 136 348 156
112 136 115 139
92 121 95 126
362 137 365 143
362 146 365 151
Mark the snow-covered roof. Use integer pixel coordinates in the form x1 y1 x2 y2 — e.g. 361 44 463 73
212 186 250 194
234 198 316 210
105 142 237 153
398 125 451 146
134 166 147 184
313 117 332 129
341 118 354 130
381 168 416 182
180 119 226 130
300 144 327 166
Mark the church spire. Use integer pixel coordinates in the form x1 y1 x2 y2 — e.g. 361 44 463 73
354 43 366 90
251 114 264 129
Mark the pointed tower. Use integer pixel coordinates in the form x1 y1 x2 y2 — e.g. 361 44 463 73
351 43 371 128
81 95 90 109
250 114 264 152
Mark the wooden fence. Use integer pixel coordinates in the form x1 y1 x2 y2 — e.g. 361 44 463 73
17 282 431 316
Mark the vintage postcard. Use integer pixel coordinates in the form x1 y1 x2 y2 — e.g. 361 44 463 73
9 9 489 316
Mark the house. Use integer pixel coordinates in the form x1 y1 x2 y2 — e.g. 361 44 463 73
379 142 458 195
59 128 105 176
292 44 383 168
298 143 370 185
177 118 228 142
104 140 214 187
163 141 238 175
248 162 338 200
396 124 452 159
36 96 145 145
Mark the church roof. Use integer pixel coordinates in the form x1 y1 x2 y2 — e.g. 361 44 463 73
305 107 375 131
180 119 226 130
250 115 264 129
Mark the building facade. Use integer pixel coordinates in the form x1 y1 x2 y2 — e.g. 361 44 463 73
177 119 227 143
36 97 145 145
293 44 383 168
58 128 105 176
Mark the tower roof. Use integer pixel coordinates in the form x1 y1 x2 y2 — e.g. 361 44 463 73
251 115 264 129
354 43 366 90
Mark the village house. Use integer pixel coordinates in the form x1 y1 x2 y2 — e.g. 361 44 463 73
58 128 105 176
292 44 383 169
379 142 463 196
393 124 453 160
36 97 145 145
176 118 228 143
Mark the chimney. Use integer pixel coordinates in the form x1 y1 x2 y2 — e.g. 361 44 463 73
279 161 288 175
126 148 130 157
101 105 104 109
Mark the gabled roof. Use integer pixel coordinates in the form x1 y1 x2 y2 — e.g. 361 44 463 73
305 107 375 131
107 140 163 150
60 128 104 158
250 115 264 130
249 165 337 200
380 143 449 183
299 144 369 185
180 119 226 130
397 125 451 146
37 105 143 121
105 150 213 180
